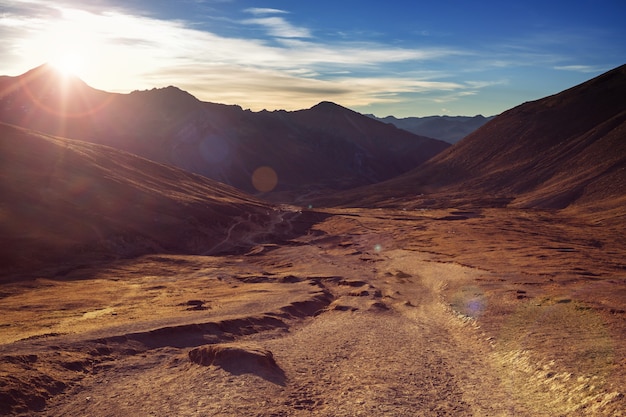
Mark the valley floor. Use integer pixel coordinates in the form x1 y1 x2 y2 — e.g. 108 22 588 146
1 208 625 416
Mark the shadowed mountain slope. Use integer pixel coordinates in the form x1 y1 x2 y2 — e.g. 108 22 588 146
0 65 449 200
0 123 320 274
325 65 626 217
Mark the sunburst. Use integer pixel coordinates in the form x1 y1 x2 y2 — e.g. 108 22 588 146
50 52 85 77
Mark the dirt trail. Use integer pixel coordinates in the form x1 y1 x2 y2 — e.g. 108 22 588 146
262 259 521 416
42 249 528 416
3 209 624 416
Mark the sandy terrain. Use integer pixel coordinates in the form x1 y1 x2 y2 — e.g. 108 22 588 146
1 207 624 416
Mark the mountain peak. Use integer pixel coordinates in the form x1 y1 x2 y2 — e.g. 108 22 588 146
23 62 81 80
23 62 63 76
310 101 348 112
14 62 90 92
130 85 196 99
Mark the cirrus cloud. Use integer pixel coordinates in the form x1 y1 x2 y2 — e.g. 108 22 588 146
3 0 604 117
242 16 312 39
0 0 478 113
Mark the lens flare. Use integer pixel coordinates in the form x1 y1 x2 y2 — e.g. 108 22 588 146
252 166 278 192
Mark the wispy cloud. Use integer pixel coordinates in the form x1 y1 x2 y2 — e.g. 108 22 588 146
0 1 520 113
275 38 460 67
554 65 607 73
241 7 310 39
242 16 312 38
2 0 621 117
244 8 289 16
465 80 508 89
474 28 617 74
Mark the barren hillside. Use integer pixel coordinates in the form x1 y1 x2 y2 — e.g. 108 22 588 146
325 64 626 218
0 123 321 273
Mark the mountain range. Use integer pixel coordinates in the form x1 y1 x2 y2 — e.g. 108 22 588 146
1 63 625 272
0 65 449 202
1 63 625 416
322 64 626 221
366 114 494 144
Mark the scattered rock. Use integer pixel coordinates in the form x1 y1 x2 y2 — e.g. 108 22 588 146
395 270 412 279
178 300 209 311
332 304 358 312
188 343 285 384
281 275 303 283
337 280 368 287
369 301 390 311
235 276 272 283
436 215 469 221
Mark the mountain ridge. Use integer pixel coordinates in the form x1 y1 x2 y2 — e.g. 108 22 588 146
366 114 495 144
318 64 626 219
0 64 449 202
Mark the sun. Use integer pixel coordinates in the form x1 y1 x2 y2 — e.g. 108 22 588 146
51 53 85 77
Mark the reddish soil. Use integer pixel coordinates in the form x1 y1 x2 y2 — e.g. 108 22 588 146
1 207 624 416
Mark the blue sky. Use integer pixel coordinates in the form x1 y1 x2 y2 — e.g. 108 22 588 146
1 0 625 117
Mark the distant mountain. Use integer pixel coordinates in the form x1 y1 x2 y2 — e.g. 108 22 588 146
322 64 626 218
0 123 322 272
0 65 449 201
366 114 495 143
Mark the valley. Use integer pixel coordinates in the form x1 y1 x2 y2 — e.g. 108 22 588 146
1 64 625 416
1 207 624 416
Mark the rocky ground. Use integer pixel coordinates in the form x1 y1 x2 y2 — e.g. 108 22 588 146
1 207 624 416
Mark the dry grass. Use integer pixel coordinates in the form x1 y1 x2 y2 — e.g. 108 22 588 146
2 207 624 416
